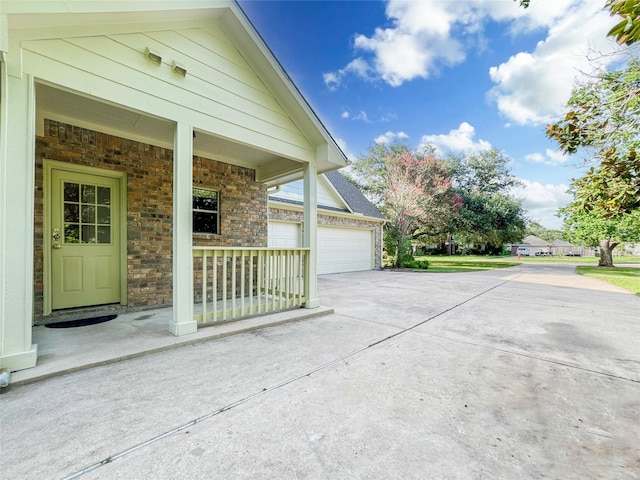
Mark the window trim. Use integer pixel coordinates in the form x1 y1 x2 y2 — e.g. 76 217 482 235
192 187 220 235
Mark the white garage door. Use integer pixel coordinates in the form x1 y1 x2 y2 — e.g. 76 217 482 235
318 226 373 274
268 221 300 247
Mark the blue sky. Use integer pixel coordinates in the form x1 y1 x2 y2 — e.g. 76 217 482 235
238 0 623 229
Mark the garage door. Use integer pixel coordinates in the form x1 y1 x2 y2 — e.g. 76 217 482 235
318 226 373 274
268 221 300 247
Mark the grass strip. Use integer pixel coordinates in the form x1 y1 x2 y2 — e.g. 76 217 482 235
413 256 518 273
576 266 640 296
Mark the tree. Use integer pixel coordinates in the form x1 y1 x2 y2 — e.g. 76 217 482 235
606 0 640 45
347 144 458 266
546 60 639 266
560 207 640 266
526 221 564 243
546 60 640 217
447 148 527 253
516 0 640 46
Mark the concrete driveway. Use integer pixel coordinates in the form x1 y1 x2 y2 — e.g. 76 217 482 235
1 263 639 479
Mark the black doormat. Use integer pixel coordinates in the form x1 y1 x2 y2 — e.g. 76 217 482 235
45 314 117 329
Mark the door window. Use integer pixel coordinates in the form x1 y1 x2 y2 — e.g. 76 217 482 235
63 182 111 244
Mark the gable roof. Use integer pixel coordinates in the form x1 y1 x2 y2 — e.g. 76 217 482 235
520 235 552 246
324 171 385 220
269 170 385 222
552 239 573 247
3 0 348 185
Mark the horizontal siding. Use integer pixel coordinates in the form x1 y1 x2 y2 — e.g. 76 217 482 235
22 23 314 161
25 49 315 163
273 177 346 209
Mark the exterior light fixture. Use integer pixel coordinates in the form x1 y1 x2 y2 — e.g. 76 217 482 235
172 61 187 77
145 47 162 65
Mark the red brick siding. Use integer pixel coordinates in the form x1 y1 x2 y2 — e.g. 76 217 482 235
34 120 267 322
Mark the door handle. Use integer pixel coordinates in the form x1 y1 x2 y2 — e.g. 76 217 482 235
53 244 61 249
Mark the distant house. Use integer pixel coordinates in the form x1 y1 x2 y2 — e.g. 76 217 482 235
510 235 552 255
269 170 385 274
551 239 575 256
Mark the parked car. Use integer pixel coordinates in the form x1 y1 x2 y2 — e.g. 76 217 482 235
535 251 552 256
565 251 581 257
516 247 530 256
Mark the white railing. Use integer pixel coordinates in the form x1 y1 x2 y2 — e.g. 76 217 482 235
193 247 309 325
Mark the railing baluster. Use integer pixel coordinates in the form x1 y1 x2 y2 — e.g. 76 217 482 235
222 250 228 321
231 250 237 320
249 250 254 316
201 250 208 324
212 250 218 323
257 250 263 313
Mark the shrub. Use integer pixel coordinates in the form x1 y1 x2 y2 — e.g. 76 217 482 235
400 254 415 267
414 260 429 269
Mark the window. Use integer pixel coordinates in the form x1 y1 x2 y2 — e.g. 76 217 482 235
63 181 111 244
193 188 219 234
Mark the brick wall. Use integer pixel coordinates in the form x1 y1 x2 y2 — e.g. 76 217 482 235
34 120 267 322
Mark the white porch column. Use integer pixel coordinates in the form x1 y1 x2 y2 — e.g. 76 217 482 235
0 65 38 371
302 160 319 308
170 123 197 336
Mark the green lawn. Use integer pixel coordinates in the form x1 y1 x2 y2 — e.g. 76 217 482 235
515 255 640 264
412 255 518 272
576 266 640 296
390 254 640 274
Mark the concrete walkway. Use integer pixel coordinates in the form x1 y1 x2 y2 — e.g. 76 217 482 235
1 263 639 479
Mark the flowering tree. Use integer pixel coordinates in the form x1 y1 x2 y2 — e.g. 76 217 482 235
347 144 459 267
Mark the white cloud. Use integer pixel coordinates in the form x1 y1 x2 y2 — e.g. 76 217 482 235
524 152 545 163
488 2 620 125
324 0 598 90
326 0 474 88
352 111 370 123
341 111 350 119
373 131 409 145
545 149 569 165
324 58 374 90
513 179 572 229
324 0 621 129
418 122 492 156
524 148 568 166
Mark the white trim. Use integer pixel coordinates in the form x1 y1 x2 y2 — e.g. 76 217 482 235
0 72 38 371
302 162 318 308
268 199 385 224
171 122 197 336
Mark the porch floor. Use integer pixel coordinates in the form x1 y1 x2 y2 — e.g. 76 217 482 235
10 305 333 386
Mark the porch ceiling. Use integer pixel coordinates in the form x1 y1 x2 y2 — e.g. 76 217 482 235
36 83 304 186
